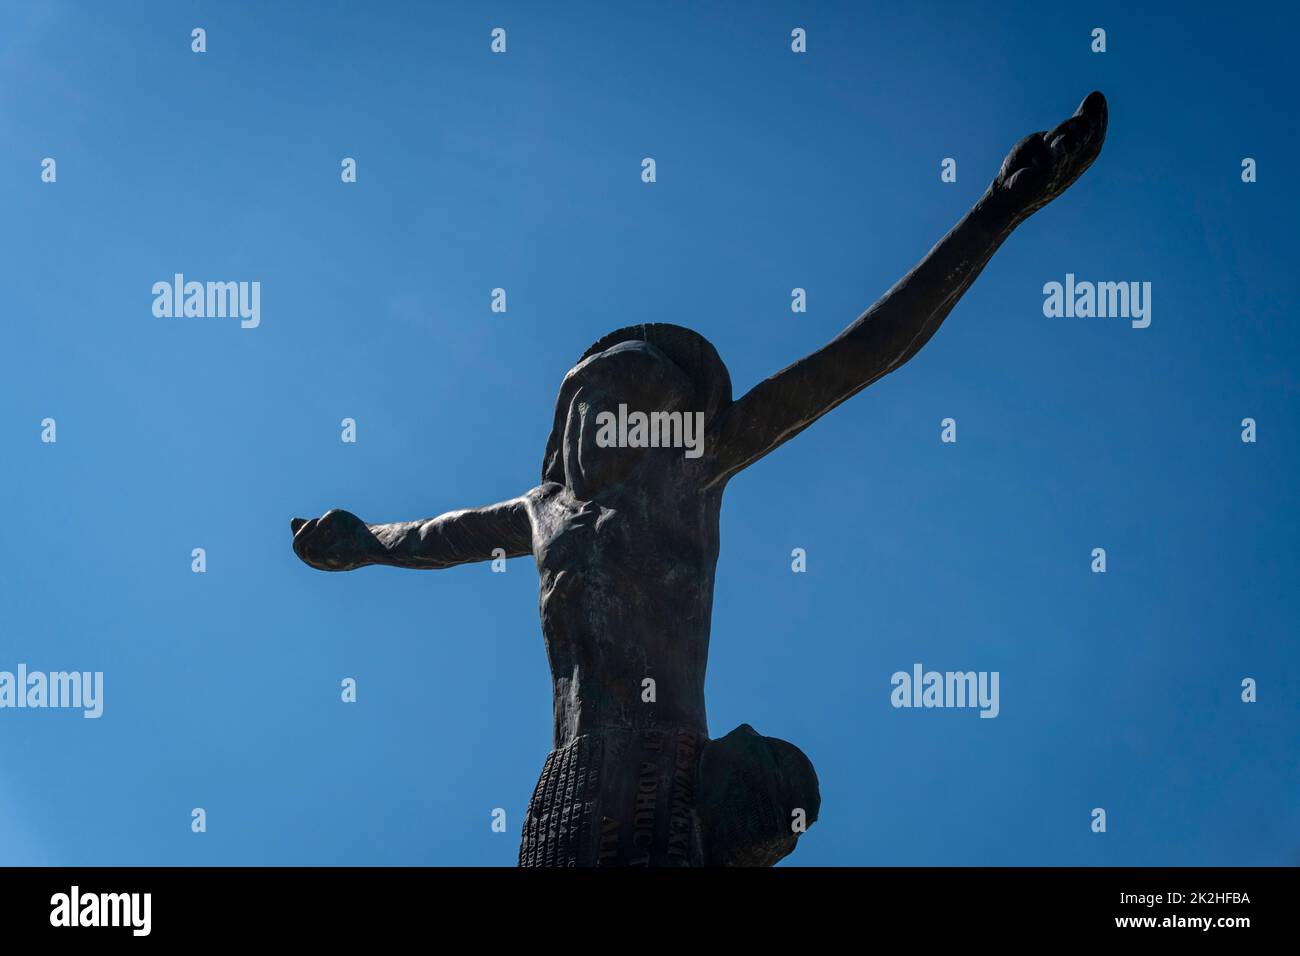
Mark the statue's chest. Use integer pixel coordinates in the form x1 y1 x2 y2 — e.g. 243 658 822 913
536 498 636 574
533 491 712 592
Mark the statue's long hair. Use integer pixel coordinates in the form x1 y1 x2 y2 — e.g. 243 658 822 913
541 324 733 485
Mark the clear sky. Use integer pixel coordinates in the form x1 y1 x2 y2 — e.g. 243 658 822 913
1 0 1296 866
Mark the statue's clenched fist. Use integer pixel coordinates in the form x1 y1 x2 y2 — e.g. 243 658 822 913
290 509 381 571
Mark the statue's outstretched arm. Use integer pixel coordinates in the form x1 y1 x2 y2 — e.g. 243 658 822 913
290 498 532 572
705 92 1107 489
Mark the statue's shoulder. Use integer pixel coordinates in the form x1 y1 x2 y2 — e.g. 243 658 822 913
523 482 566 507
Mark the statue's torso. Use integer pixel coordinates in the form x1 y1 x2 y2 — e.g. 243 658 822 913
524 478 721 749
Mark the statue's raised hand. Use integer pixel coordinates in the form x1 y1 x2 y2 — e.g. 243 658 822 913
992 91 1107 221
290 509 380 571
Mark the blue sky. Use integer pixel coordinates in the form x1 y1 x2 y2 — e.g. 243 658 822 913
1 0 1296 866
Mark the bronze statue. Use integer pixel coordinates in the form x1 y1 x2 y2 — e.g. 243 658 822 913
290 93 1108 866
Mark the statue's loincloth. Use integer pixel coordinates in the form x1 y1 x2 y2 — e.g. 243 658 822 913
519 726 705 867
518 723 820 867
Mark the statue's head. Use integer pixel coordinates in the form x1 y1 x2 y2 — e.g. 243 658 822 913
542 324 731 495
